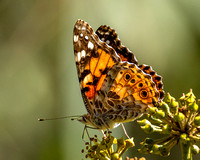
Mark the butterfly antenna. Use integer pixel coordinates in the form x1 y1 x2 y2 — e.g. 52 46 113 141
38 115 82 121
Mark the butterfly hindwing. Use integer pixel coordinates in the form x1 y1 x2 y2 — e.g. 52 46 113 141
139 64 164 99
97 62 160 125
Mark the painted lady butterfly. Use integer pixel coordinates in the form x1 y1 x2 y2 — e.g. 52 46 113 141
73 19 164 136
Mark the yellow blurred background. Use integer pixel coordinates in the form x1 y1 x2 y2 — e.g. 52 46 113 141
0 0 200 159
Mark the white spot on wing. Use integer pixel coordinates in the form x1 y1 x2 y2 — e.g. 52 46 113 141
74 35 78 42
77 52 81 62
80 33 83 37
88 41 94 49
106 40 110 44
81 50 86 58
85 35 88 40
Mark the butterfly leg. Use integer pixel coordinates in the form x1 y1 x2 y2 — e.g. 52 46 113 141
101 130 107 139
82 125 87 142
82 125 92 143
121 123 130 139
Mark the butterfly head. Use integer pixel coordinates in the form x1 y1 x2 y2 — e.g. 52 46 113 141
78 114 99 128
79 114 114 129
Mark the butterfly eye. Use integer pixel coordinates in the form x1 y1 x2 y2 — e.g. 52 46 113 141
140 90 148 99
124 73 131 81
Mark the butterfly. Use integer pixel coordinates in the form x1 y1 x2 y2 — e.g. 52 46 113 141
73 19 164 138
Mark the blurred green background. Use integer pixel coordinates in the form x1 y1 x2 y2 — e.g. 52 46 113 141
0 0 200 159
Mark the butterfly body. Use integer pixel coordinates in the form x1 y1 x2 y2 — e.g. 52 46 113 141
73 19 164 131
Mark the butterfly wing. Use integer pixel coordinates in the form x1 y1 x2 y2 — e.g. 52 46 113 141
96 25 138 64
94 24 163 125
138 64 164 99
73 19 120 116
95 62 161 126
96 25 164 99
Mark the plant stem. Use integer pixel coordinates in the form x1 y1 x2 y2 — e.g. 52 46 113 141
180 140 192 160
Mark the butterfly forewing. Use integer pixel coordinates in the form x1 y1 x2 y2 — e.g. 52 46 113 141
96 25 138 64
73 19 120 116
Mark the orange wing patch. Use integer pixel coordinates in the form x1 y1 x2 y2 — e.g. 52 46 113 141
85 85 95 99
82 73 95 99
96 74 106 91
93 49 110 77
107 63 160 107
83 49 117 100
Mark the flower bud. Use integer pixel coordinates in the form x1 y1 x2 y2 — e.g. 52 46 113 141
169 98 179 111
141 124 162 134
160 102 172 116
155 110 165 119
188 102 199 112
141 124 154 134
116 137 125 153
151 144 161 155
163 93 172 104
147 107 157 114
179 95 186 107
185 89 196 104
174 113 185 122
119 138 135 157
137 119 151 126
162 124 172 134
180 133 190 144
111 153 120 160
125 138 135 148
194 116 200 126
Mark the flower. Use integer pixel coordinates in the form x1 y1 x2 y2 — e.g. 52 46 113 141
83 131 135 160
138 89 200 158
